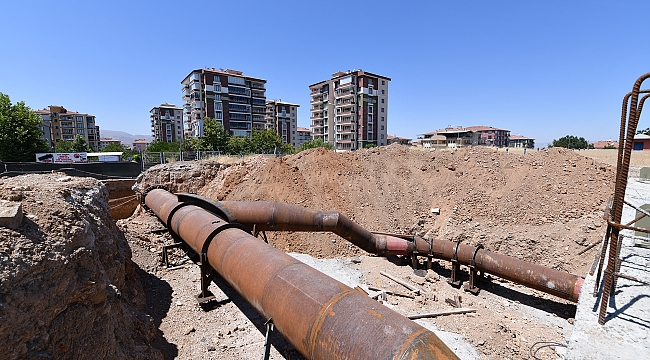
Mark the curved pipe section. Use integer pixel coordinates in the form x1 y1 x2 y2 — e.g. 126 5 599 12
219 201 583 302
145 189 458 360
220 201 430 255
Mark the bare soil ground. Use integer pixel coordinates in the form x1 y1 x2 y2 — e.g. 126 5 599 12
116 144 619 359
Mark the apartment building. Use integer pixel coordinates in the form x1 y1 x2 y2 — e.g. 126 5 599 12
181 68 267 138
296 127 313 147
417 126 479 149
150 103 183 142
99 137 122 150
309 70 390 152
509 134 535 148
465 126 510 147
36 106 100 151
265 100 299 147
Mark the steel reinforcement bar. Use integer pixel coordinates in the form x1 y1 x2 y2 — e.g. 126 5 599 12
220 201 584 302
145 189 459 360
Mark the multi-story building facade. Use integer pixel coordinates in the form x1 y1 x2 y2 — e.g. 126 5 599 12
296 127 313 147
465 126 510 147
309 70 390 152
150 103 183 142
265 100 299 147
99 138 122 150
36 106 100 151
181 68 267 138
509 134 535 148
132 139 150 152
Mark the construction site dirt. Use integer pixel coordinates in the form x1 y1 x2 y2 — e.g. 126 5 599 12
2 144 647 359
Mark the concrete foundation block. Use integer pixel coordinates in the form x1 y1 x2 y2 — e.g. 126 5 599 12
0 201 23 229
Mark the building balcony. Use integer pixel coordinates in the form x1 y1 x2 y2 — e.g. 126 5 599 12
336 109 355 116
358 88 379 96
335 91 354 99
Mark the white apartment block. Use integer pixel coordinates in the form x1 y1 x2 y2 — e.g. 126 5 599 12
309 69 390 152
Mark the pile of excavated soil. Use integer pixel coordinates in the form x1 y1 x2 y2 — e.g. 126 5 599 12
0 174 160 359
136 144 615 275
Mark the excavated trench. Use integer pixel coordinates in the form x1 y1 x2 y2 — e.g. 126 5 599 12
1 145 617 360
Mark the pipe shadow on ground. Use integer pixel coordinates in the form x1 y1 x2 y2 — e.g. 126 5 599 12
135 265 179 360
420 261 577 319
210 276 306 360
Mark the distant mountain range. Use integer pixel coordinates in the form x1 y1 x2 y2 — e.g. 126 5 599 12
101 130 152 145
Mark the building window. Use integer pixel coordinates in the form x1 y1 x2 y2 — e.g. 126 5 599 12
381 108 384 113
381 125 384 130
380 134 384 139
381 117 384 121
381 99 384 104
382 80 385 85
381 90 385 95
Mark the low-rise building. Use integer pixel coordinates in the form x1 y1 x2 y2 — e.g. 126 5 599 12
99 138 122 150
465 126 510 147
132 139 150 152
593 140 619 149
417 132 448 149
509 134 535 148
387 135 412 145
633 134 650 150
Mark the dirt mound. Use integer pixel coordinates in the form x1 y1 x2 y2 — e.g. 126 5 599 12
0 174 160 359
136 145 615 274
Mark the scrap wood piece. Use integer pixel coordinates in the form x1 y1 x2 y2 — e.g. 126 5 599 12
445 295 462 308
408 308 476 320
379 271 421 294
368 286 416 299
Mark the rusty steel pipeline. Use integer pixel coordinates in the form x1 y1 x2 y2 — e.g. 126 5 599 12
219 201 583 302
145 189 458 360
220 201 431 255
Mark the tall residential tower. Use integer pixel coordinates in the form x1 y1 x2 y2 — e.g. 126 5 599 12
309 70 390 151
181 68 267 138
150 103 183 142
265 100 299 148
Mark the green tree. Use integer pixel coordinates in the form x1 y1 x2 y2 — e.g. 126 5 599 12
182 136 204 151
364 143 377 149
551 135 593 149
637 127 650 136
201 117 229 151
55 140 74 153
226 136 251 155
250 129 293 154
101 143 127 152
71 134 92 152
296 138 334 152
146 140 180 152
0 93 49 161
55 135 91 153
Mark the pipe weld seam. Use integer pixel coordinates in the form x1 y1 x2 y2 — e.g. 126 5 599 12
307 287 357 359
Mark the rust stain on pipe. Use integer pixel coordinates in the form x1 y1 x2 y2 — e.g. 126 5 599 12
219 201 583 302
145 189 458 360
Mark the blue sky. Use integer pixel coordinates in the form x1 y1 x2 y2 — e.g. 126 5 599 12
1 1 649 147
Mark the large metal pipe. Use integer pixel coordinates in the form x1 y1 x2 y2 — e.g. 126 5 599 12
145 189 458 360
219 201 583 302
220 201 430 255
429 239 583 302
